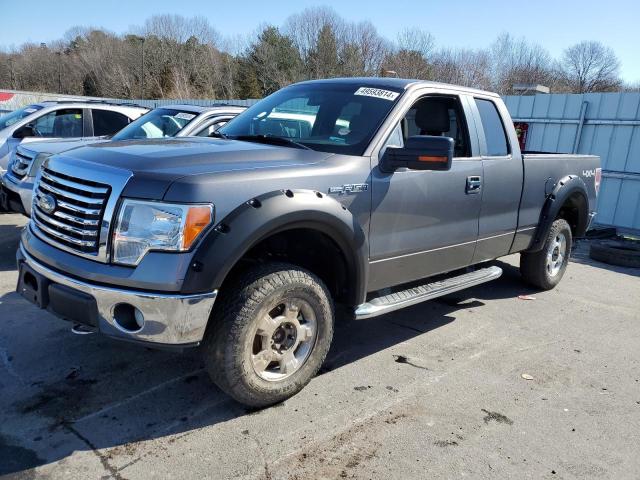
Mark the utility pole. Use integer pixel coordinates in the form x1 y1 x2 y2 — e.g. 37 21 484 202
56 51 62 93
140 37 145 99
8 57 14 89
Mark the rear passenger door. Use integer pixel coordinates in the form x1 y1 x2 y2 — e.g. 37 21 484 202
368 93 484 291
471 97 523 263
91 109 131 136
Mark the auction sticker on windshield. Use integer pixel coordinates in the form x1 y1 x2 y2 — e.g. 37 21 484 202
354 87 399 101
175 112 196 121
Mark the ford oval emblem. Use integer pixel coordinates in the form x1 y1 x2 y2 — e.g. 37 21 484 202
38 193 57 214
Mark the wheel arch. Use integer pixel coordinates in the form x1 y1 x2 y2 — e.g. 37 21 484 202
181 189 369 307
527 175 589 253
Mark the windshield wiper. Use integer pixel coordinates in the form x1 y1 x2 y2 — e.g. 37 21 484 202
209 131 228 139
230 134 311 150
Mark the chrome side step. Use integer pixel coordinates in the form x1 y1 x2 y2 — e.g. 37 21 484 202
354 266 502 319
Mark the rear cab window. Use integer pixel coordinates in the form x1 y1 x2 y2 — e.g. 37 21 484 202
474 98 510 156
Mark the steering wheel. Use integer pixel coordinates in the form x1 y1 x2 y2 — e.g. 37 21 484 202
30 124 43 137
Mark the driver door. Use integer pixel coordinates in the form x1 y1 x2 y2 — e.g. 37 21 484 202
368 93 483 291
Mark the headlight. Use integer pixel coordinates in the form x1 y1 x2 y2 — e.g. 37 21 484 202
6 149 17 171
112 199 213 266
29 153 52 177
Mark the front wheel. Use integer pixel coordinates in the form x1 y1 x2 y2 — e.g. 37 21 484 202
520 218 573 290
203 263 334 407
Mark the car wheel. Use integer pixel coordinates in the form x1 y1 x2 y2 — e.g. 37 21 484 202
520 218 572 290
203 262 334 408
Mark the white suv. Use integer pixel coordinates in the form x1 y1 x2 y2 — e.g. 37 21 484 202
1 104 244 215
0 101 149 173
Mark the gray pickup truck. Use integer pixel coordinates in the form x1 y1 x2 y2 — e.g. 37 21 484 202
16 78 600 407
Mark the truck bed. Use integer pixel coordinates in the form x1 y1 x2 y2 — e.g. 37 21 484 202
511 152 600 251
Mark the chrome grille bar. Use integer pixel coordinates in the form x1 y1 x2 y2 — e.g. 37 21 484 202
32 215 97 247
31 164 111 254
34 190 102 216
41 169 110 195
33 208 99 237
37 183 105 205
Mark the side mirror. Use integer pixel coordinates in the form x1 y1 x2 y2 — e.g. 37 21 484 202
381 135 454 172
13 124 35 139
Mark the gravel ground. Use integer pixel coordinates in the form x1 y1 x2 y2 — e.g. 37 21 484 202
1 211 639 480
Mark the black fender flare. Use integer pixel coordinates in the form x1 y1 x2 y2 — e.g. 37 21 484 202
181 189 369 306
527 175 589 252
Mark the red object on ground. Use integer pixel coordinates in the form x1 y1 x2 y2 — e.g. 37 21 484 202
0 92 15 102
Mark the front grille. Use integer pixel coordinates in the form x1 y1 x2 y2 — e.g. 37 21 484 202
10 150 35 180
32 167 110 254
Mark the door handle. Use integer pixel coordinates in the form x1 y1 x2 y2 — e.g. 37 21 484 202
466 176 482 194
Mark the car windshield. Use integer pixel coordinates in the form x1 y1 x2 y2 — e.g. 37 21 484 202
219 83 404 156
0 105 44 131
112 108 198 140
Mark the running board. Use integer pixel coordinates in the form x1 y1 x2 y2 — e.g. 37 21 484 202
354 266 503 320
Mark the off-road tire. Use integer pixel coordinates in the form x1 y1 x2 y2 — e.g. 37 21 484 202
520 218 572 290
203 262 334 408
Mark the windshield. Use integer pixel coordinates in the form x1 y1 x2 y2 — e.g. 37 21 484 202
219 83 403 155
112 108 198 140
0 105 44 131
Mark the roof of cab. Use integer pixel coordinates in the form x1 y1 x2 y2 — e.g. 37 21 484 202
293 77 499 97
157 104 246 113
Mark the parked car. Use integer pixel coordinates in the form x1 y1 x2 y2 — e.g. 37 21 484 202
0 104 244 215
0 101 148 174
16 78 600 407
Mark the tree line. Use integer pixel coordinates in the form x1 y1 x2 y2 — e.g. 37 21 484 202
0 7 633 100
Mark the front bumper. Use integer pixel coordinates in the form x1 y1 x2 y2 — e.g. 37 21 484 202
17 244 217 346
1 171 32 215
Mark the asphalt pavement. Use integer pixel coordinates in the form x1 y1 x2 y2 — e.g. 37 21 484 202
1 211 639 479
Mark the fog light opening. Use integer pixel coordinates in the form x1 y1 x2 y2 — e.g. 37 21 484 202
113 303 145 333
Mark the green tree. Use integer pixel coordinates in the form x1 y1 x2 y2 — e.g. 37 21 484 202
245 26 302 96
308 25 339 78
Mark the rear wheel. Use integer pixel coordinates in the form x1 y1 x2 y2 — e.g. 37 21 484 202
203 263 334 407
520 218 572 290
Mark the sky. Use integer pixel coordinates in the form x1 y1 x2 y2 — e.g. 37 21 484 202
0 0 638 83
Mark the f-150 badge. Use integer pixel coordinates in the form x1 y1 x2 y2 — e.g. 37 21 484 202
328 184 369 195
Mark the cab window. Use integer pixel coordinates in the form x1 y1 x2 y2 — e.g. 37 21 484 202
92 109 130 136
33 109 83 137
383 95 471 158
474 98 510 156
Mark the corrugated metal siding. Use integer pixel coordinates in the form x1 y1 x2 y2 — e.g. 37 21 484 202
505 92 640 233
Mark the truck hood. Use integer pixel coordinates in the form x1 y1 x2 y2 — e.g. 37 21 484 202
20 137 109 155
54 137 333 199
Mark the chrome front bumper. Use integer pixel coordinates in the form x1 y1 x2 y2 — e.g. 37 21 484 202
18 244 217 346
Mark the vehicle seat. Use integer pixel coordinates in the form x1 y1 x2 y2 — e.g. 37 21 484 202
345 114 369 143
52 115 82 137
414 98 451 136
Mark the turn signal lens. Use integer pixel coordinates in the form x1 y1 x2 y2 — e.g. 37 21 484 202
418 155 448 163
183 206 213 249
